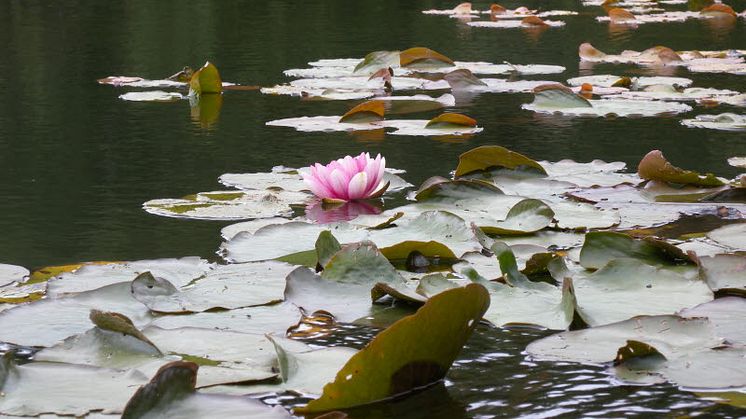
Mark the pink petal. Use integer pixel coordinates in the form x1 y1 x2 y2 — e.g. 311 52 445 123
303 176 334 199
329 168 350 200
347 172 369 200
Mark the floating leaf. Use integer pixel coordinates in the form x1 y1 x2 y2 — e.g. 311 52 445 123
295 284 489 414
567 75 693 89
46 257 212 296
189 61 222 95
121 362 290 419
579 231 693 270
638 150 725 187
681 113 746 132
424 112 477 128
0 358 147 416
455 145 546 177
339 100 386 123
608 7 637 22
697 254 746 294
679 297 746 344
353 50 401 75
467 19 565 28
0 282 151 347
480 199 554 235
131 261 296 313
150 303 302 335
707 223 746 251
0 264 28 287
119 91 184 102
526 315 722 363
144 189 310 221
399 47 455 69
728 157 746 169
571 259 712 327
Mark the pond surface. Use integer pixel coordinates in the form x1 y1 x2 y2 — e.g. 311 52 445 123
1 0 745 417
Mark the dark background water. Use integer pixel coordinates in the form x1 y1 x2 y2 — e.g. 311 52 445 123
1 1 745 417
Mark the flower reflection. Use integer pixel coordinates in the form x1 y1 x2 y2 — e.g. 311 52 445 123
304 199 383 224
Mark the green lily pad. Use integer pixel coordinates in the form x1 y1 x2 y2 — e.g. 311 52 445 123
638 150 725 187
0 264 28 288
46 257 212 296
0 356 148 417
480 199 554 235
455 145 547 177
707 223 746 251
189 61 222 95
131 261 297 313
572 259 712 327
0 282 151 347
150 303 302 335
122 362 291 419
579 231 693 270
353 50 401 74
679 297 746 344
295 283 489 414
696 254 746 295
526 315 722 363
144 189 310 221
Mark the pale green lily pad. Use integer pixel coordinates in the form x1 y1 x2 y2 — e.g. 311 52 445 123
467 20 566 28
0 264 28 288
453 244 549 280
550 201 621 230
0 282 151 347
0 356 148 417
221 217 294 241
567 75 694 88
465 243 575 329
118 91 184 102
707 223 746 251
295 284 490 414
131 261 297 313
143 189 310 221
524 95 692 117
526 315 722 363
681 114 746 132
579 231 693 270
728 157 746 169
47 257 212 297
539 159 641 188
150 303 302 335
679 297 746 344
203 336 357 396
222 211 483 263
121 362 291 419
572 259 712 327
656 346 746 389
284 242 411 322
480 199 554 235
697 254 746 294
219 167 411 195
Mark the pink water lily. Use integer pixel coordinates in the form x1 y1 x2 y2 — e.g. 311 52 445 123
301 152 387 201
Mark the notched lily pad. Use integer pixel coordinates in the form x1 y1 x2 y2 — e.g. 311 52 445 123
455 145 547 177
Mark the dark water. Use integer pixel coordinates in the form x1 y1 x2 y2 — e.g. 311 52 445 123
1 0 745 417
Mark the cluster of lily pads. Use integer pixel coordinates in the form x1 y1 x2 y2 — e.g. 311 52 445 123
1 143 745 416
422 2 579 29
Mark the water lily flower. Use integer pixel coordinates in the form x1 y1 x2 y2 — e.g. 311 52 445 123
301 152 388 202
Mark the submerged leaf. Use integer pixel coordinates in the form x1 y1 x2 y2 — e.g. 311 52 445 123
295 284 489 414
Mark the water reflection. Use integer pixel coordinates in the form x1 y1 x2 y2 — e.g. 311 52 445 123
701 15 737 40
608 22 638 41
189 93 223 130
304 199 383 224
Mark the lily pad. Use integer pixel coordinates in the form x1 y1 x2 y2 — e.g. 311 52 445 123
189 61 222 95
121 362 291 419
467 19 565 28
131 261 297 313
143 189 310 220
0 357 148 417
0 282 151 347
150 303 302 335
697 254 746 294
455 145 546 177
707 223 746 251
0 264 28 288
295 283 489 414
571 258 712 327
46 257 212 296
638 150 726 187
567 75 694 88
523 85 692 117
678 297 746 344
579 231 693 270
681 113 746 132
119 91 184 102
